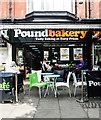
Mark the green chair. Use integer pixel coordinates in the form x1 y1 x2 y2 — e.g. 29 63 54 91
28 72 47 98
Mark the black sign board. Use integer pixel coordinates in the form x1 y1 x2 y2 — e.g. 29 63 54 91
1 28 101 43
87 71 101 98
9 29 94 43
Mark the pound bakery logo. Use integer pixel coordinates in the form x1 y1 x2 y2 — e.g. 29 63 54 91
14 29 87 39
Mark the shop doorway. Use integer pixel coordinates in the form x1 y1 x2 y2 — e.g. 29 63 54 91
23 43 43 71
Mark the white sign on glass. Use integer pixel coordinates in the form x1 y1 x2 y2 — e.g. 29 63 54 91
73 48 83 60
60 48 69 61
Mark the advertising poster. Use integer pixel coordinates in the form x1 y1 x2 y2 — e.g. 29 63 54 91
44 51 49 59
73 48 83 60
60 48 69 61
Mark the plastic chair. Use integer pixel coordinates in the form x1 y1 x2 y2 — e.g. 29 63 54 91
53 70 65 82
31 70 42 82
28 72 47 98
55 72 71 97
72 72 87 97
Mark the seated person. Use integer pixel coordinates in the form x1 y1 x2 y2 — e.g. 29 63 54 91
46 62 53 72
75 58 85 70
72 58 85 77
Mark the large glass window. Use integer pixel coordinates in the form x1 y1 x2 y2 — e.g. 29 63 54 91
26 0 75 14
94 43 101 67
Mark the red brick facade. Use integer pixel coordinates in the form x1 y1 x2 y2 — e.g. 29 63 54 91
0 0 100 19
77 0 101 19
0 0 26 18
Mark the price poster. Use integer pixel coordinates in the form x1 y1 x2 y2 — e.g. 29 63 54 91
73 48 83 60
60 48 69 61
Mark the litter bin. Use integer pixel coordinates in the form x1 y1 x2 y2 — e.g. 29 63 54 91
0 73 14 103
86 71 101 98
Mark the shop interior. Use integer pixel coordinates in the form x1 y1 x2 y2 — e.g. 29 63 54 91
15 42 93 78
94 43 101 68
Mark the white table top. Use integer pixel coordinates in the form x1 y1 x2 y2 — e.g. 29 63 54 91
43 74 60 78
41 73 54 75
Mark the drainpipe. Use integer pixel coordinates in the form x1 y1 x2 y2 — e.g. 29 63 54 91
89 0 91 18
9 0 12 18
85 0 87 18
75 0 77 17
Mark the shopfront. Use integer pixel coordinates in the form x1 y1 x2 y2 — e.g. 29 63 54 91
2 25 98 72
0 22 100 74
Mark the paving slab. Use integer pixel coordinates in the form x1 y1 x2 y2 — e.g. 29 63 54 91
37 97 59 110
0 110 12 119
58 97 88 118
84 108 99 118
0 83 91 119
7 108 36 118
34 109 60 118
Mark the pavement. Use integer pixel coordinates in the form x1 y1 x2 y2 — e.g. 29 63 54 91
0 82 101 119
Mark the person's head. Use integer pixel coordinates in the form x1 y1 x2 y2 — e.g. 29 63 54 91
46 62 50 65
43 59 46 63
80 58 84 63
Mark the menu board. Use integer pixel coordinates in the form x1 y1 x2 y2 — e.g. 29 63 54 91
73 48 83 60
60 48 69 61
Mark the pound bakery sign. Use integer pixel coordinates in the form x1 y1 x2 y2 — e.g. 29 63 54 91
13 29 87 41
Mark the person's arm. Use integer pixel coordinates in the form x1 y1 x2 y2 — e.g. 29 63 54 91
75 64 79 67
46 63 49 69
79 62 85 69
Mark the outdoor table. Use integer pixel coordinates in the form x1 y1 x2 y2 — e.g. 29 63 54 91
41 73 54 82
40 73 54 75
43 74 60 97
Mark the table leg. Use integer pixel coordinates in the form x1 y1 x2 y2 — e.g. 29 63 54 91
44 84 49 97
44 77 50 97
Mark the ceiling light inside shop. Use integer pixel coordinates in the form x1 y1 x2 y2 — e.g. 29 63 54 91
29 45 36 47
34 50 39 51
32 48 38 49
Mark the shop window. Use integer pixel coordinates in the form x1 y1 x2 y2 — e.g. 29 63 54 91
94 44 101 68
16 48 24 67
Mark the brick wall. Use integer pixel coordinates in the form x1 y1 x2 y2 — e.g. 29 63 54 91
0 0 26 18
77 0 101 19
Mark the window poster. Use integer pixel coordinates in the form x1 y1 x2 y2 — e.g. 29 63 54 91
60 48 69 61
73 48 83 60
18 50 23 56
44 51 49 59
